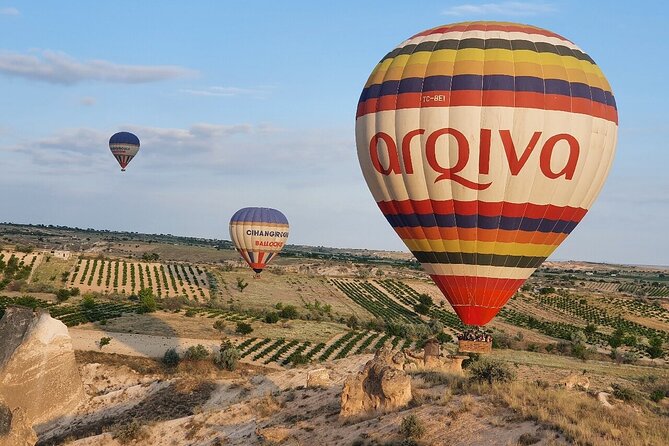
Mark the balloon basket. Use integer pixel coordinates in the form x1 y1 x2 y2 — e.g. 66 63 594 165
458 340 492 354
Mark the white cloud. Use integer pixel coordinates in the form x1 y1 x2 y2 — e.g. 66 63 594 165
180 86 271 98
0 50 196 84
3 123 352 176
442 2 555 17
0 7 19 16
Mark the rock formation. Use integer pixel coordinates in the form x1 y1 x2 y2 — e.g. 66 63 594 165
340 346 412 417
0 306 84 429
306 368 330 388
0 395 37 446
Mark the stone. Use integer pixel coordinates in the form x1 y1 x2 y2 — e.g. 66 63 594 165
0 396 36 446
256 426 294 443
598 392 613 408
340 348 412 417
306 368 330 388
0 307 84 429
563 374 590 391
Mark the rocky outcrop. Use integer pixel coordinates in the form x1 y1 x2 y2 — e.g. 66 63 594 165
306 368 330 388
563 374 590 391
340 347 412 417
0 396 37 446
0 307 84 428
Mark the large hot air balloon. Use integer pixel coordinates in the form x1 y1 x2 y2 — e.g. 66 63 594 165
229 207 289 275
109 132 140 172
356 22 617 327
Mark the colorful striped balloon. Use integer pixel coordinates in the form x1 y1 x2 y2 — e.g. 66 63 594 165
229 207 289 274
355 22 618 326
109 132 140 172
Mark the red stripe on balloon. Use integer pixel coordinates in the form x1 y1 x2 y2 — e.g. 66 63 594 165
409 23 571 42
430 274 523 326
377 200 587 221
356 90 618 123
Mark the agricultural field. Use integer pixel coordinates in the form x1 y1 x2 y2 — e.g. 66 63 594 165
0 250 43 285
69 258 210 301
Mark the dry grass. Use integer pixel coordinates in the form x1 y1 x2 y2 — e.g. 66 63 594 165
491 381 669 446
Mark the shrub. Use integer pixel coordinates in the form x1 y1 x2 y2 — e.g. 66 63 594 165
112 420 149 444
138 288 157 313
264 312 280 324
290 353 309 365
647 336 664 359
413 303 430 315
162 348 180 367
81 294 95 309
184 344 209 361
418 293 433 306
213 340 240 371
185 308 197 317
399 414 425 439
236 277 248 292
56 288 71 302
99 337 112 349
236 322 253 335
213 320 226 332
279 305 298 319
468 357 515 384
346 315 359 329
492 331 512 349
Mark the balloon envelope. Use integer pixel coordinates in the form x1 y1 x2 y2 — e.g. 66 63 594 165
109 132 140 171
355 22 618 326
229 207 289 274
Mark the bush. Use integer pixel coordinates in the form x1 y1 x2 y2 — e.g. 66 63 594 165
185 308 197 317
399 414 425 439
647 336 664 359
264 312 280 324
138 288 157 313
346 315 359 329
184 344 209 361
112 420 149 444
413 303 430 315
56 288 71 302
236 322 254 335
279 305 299 319
468 357 515 384
418 294 433 306
99 337 112 349
162 348 180 367
81 294 95 309
213 320 226 332
213 340 240 371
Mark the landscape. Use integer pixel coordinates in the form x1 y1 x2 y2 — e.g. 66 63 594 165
1 223 667 445
2 2 669 446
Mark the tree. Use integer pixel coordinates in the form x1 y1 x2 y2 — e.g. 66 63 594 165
279 305 298 319
418 294 433 306
56 289 71 302
236 278 248 292
213 340 240 371
236 322 253 335
162 348 180 367
264 312 280 324
584 323 597 335
81 294 96 310
414 303 430 315
647 336 664 359
99 337 112 349
184 344 209 361
138 288 157 313
608 328 625 349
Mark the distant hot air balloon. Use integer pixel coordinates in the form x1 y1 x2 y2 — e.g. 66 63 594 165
109 132 140 172
356 22 618 327
229 207 289 275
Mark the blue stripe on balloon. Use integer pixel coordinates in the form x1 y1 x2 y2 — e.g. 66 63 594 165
384 213 578 234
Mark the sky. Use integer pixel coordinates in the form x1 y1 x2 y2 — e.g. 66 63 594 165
0 1 667 265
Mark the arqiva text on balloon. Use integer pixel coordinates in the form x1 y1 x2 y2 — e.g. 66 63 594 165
368 128 580 191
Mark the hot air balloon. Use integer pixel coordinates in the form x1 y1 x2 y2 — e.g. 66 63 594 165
356 22 617 331
229 207 289 276
109 132 140 171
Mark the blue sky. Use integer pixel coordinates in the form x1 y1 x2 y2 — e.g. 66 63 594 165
0 1 667 265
